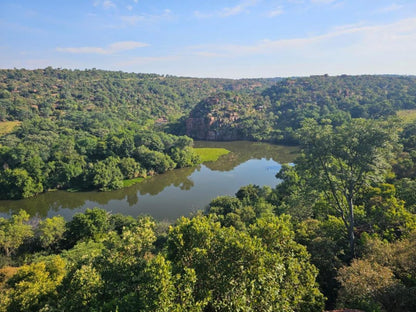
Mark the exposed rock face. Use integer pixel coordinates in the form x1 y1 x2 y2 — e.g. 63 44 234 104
185 91 270 141
185 116 240 141
185 117 215 140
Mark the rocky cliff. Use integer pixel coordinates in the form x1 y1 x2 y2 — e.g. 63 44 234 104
185 92 274 141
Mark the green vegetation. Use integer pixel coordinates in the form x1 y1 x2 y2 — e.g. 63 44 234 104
0 208 324 311
1 68 416 310
122 177 146 187
0 121 20 137
186 75 416 143
0 68 275 200
194 147 230 162
397 109 416 124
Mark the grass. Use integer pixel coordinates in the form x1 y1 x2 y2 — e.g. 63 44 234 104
123 177 146 187
397 109 416 124
0 121 21 137
194 147 230 162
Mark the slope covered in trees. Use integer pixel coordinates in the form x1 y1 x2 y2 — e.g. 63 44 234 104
186 75 416 143
0 68 279 199
0 68 275 124
1 69 416 310
0 208 324 312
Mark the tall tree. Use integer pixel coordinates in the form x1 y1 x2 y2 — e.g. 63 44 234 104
0 210 33 257
295 118 397 258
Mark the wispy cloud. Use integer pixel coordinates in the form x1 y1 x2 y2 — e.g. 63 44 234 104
267 7 284 17
221 0 258 17
57 41 149 54
375 3 403 14
194 0 259 18
190 18 416 57
94 0 116 10
121 9 172 25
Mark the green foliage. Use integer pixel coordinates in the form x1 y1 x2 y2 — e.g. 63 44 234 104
0 210 33 257
0 256 66 312
59 264 103 311
337 233 416 311
0 121 21 137
91 156 124 191
294 118 398 257
337 259 396 312
193 147 230 162
169 146 200 168
134 145 176 174
0 168 43 199
36 216 66 251
186 75 416 143
118 157 144 179
167 215 324 311
362 184 416 240
64 208 110 247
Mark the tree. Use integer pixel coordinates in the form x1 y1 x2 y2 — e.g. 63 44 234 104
295 119 397 258
91 156 124 191
167 215 324 311
64 208 110 247
36 216 66 251
118 157 143 179
0 210 33 257
336 259 397 311
169 146 200 168
0 256 66 312
134 146 176 174
0 168 43 199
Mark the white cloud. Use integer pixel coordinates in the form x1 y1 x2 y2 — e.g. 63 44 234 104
57 41 149 54
121 9 172 25
190 17 416 58
194 0 259 18
94 0 116 9
103 1 115 9
220 0 258 17
376 3 403 14
267 7 284 17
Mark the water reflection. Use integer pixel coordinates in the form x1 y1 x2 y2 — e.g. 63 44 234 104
137 165 198 196
195 141 297 172
0 141 297 220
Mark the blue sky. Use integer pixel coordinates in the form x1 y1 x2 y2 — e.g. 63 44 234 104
0 0 415 78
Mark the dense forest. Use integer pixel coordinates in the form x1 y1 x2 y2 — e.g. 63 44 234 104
1 68 416 311
186 75 416 143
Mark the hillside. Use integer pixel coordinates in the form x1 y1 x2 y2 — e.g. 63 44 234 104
186 75 416 143
0 68 276 126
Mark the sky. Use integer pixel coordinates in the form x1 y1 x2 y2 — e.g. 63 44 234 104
0 0 415 78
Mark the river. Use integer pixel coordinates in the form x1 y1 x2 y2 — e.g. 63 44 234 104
0 141 297 220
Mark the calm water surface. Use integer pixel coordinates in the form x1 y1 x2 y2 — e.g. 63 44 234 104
0 141 297 220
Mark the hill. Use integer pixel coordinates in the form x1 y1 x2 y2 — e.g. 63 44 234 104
185 74 416 143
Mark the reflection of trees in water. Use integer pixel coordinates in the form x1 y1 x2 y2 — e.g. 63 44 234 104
0 166 198 218
0 191 87 218
0 142 296 218
126 193 138 206
137 166 198 196
199 141 298 172
0 188 138 218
